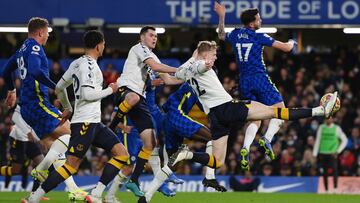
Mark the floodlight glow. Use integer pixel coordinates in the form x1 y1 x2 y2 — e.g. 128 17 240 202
343 28 360 34
0 27 53 33
216 27 277 34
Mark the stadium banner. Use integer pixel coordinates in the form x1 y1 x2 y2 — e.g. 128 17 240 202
0 0 359 25
0 175 324 193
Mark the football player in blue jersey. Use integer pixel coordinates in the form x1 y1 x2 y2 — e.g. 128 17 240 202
215 2 296 170
1 17 86 200
162 83 226 192
140 81 227 203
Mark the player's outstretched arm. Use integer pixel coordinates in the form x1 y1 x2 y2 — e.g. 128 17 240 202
144 58 177 73
214 1 226 40
272 39 296 52
159 73 183 85
1 54 17 90
82 83 117 102
55 78 73 113
2 55 18 107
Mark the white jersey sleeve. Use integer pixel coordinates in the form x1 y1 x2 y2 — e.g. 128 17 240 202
78 62 112 101
69 56 107 123
133 43 153 62
176 58 208 80
176 59 233 114
336 125 348 154
56 65 74 111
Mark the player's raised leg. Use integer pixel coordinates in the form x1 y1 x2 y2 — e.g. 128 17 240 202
109 92 139 131
247 92 338 121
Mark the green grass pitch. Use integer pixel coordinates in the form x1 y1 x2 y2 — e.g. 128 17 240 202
0 192 359 203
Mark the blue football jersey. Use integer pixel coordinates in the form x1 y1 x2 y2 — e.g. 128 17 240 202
6 38 53 104
226 28 274 76
162 83 198 115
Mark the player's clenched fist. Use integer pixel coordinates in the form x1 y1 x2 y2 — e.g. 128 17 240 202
109 82 118 93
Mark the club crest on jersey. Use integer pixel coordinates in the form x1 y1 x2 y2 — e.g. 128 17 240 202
32 45 40 51
76 144 84 151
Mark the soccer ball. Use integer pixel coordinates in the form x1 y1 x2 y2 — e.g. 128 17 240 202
320 93 341 114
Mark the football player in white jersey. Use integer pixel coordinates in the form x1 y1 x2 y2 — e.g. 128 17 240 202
109 26 182 196
1 105 44 192
171 40 339 173
138 41 339 203
26 30 129 203
6 105 85 201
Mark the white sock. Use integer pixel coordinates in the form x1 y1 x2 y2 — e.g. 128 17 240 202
312 106 325 116
186 151 194 160
205 141 215 180
29 187 45 202
145 165 173 202
52 154 79 193
106 171 128 198
36 134 70 170
264 119 283 142
243 123 258 151
163 146 169 166
91 182 106 198
149 147 161 175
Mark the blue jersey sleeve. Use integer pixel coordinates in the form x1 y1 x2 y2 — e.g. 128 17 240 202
27 54 56 89
224 30 234 43
1 54 18 90
258 33 274 46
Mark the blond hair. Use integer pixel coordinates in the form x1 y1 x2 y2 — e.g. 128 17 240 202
197 41 217 54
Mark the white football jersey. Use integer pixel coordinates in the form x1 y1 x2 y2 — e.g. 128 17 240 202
62 55 106 123
175 59 232 114
11 105 39 141
117 43 161 97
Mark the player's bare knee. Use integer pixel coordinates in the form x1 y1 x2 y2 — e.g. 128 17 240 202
111 143 130 158
253 120 261 128
126 93 140 106
121 165 134 176
66 156 82 171
56 120 71 135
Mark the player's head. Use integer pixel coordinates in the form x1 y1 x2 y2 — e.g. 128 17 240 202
241 8 261 30
140 26 157 49
197 41 217 66
28 17 49 45
83 30 105 57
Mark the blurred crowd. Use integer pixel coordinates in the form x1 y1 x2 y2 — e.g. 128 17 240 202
0 33 360 179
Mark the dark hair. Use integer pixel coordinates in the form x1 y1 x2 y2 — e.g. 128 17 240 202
240 8 259 26
28 17 49 34
197 41 217 54
140 26 156 35
83 30 104 49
